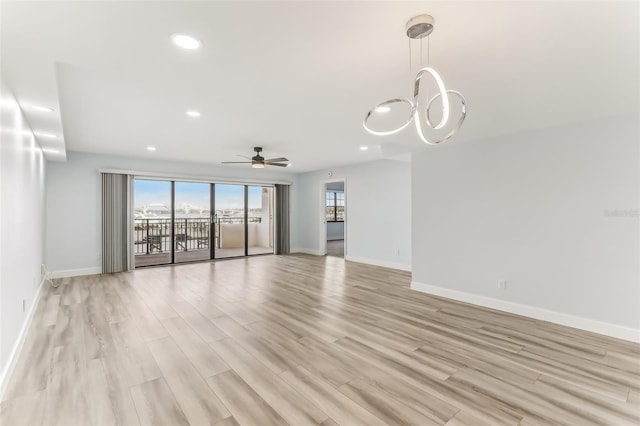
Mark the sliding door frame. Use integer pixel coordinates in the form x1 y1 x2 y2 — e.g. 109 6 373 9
170 181 176 264
244 185 249 257
134 177 277 268
210 183 216 260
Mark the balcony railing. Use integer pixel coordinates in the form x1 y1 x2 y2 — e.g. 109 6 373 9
134 217 262 255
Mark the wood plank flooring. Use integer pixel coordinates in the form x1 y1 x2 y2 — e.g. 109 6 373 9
326 240 344 258
1 254 639 425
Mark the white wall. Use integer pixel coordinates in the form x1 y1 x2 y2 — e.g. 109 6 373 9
220 223 245 249
0 81 46 392
255 187 273 248
327 222 344 240
294 159 411 270
326 182 344 191
46 151 297 275
411 114 639 338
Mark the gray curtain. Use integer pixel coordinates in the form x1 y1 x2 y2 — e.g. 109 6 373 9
275 184 290 254
102 173 134 273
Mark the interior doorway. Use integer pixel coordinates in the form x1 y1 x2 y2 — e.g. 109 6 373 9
321 180 345 258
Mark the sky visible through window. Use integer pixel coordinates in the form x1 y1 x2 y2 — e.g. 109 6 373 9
134 179 264 209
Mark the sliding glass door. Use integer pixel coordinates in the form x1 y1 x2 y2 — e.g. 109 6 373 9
174 182 211 263
134 178 274 268
214 184 246 259
134 179 172 267
248 186 274 255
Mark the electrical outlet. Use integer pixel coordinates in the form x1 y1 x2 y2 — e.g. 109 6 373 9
499 280 508 290
396 248 401 256
41 263 46 275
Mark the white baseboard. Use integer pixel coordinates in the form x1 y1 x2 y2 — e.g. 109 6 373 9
411 281 640 343
0 277 46 401
290 249 412 272
291 248 325 256
345 255 411 272
48 267 102 279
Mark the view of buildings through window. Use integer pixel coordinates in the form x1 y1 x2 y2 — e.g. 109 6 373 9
133 179 274 266
326 191 344 222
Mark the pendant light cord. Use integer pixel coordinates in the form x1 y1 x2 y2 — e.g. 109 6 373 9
408 38 412 94
426 36 430 106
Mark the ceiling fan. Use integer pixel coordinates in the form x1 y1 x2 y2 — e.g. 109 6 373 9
222 147 290 168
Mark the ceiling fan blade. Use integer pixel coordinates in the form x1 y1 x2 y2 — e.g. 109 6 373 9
267 163 289 167
236 154 251 160
264 157 289 163
221 161 252 164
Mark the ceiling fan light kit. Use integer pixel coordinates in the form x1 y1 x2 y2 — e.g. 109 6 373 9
222 147 290 168
363 14 466 145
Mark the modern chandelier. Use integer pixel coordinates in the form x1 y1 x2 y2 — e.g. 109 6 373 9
363 14 466 145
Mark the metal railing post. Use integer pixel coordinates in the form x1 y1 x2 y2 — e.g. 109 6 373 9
146 219 150 254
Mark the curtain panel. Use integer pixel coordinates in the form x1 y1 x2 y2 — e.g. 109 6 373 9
101 173 134 273
275 184 290 254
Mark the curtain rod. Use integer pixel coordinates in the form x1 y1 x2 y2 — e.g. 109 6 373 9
99 168 293 186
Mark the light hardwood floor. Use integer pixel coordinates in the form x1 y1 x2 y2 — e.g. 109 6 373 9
326 240 344 258
1 254 639 425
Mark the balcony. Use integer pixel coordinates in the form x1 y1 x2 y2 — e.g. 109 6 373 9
134 217 273 266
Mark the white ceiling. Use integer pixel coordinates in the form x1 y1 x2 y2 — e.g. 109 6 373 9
1 1 638 172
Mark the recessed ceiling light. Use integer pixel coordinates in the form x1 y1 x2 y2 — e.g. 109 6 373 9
171 34 201 50
42 148 60 154
186 110 201 117
360 146 369 151
375 105 391 113
32 105 54 112
146 146 157 151
36 132 57 139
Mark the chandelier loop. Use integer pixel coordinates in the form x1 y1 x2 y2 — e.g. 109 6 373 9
362 14 466 145
362 98 415 136
413 67 451 130
418 90 467 145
